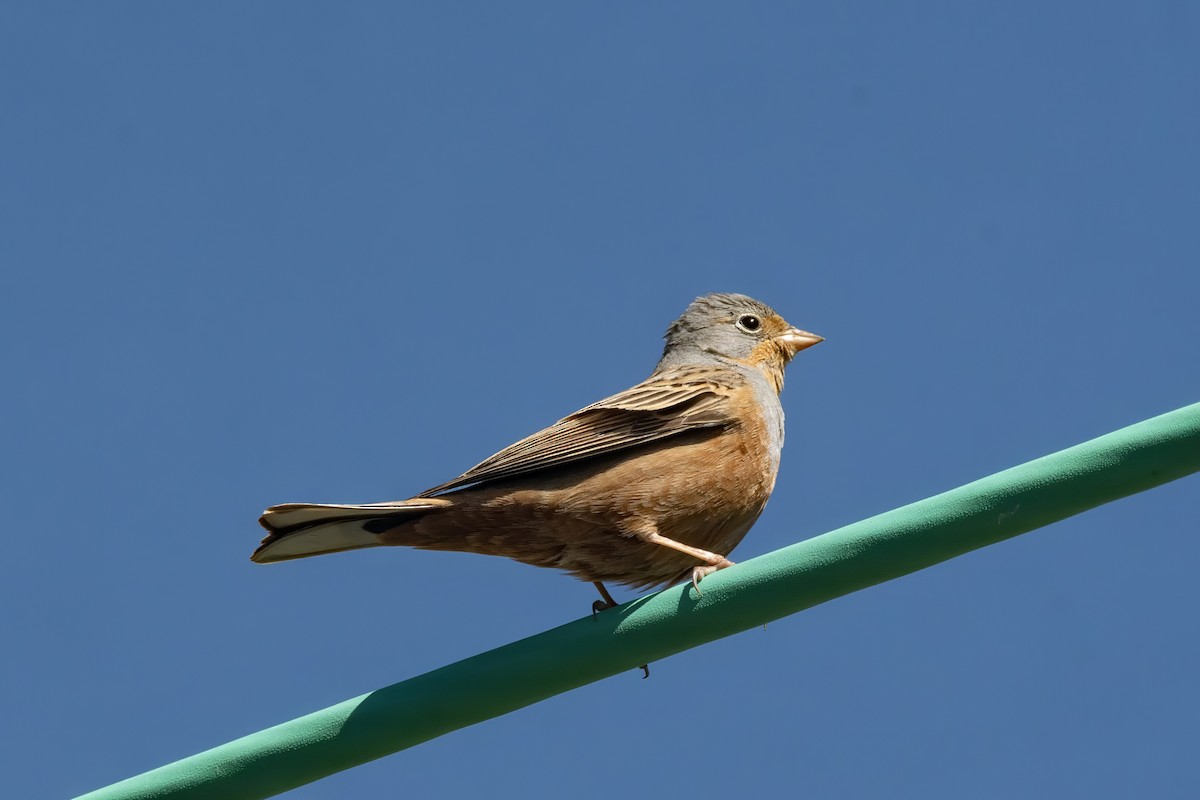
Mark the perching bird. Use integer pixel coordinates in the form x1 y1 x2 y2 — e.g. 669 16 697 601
253 293 822 610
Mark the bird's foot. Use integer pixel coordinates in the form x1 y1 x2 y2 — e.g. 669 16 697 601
591 581 620 618
591 582 650 678
689 558 735 596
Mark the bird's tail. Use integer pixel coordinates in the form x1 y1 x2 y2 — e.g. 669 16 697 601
251 499 451 563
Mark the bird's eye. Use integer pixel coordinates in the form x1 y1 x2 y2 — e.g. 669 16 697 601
736 314 762 333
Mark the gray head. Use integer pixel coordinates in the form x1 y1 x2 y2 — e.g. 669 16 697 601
656 292 822 372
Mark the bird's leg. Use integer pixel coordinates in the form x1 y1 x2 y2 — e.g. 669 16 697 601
591 581 650 679
592 581 619 615
638 529 735 596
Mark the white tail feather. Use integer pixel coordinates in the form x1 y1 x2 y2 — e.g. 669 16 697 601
253 521 382 563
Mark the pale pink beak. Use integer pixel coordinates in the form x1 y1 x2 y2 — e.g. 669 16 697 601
776 327 824 355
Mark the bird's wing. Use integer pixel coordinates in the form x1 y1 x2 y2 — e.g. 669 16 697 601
418 365 744 496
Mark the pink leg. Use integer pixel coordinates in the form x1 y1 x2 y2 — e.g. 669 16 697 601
635 527 735 596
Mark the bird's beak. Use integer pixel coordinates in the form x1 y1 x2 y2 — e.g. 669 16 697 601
776 327 824 355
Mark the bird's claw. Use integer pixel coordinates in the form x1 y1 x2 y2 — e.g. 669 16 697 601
691 561 734 597
591 584 649 678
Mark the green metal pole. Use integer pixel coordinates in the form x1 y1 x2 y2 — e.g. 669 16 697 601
78 402 1200 800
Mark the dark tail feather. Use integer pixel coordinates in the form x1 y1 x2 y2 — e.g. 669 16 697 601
251 499 450 563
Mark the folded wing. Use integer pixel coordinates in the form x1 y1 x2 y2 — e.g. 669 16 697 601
418 365 745 496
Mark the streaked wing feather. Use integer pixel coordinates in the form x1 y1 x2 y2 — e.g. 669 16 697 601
418 366 743 496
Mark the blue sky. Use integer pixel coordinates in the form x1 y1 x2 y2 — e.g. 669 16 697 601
3 4 1198 798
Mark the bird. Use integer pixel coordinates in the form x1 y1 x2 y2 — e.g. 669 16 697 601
252 292 822 611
